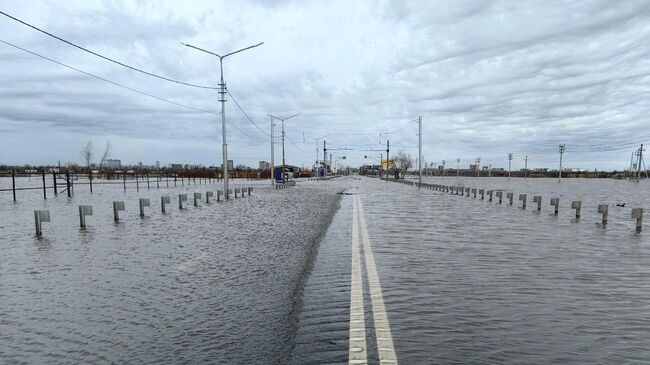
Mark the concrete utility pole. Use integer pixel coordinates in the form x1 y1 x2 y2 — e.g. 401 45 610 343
385 140 390 179
282 121 286 183
270 117 275 185
268 113 301 183
508 153 513 180
442 160 446 176
475 157 481 178
307 134 327 177
488 163 492 177
323 140 327 175
629 151 635 181
418 116 423 186
524 155 528 180
182 41 263 198
557 144 566 182
456 158 460 178
636 144 644 183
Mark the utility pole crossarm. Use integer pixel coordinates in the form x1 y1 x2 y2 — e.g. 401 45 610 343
224 42 264 58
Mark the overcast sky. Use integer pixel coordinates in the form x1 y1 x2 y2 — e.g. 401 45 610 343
1 0 650 171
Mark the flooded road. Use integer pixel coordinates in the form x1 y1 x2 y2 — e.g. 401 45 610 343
291 176 650 364
3 175 650 364
0 178 347 364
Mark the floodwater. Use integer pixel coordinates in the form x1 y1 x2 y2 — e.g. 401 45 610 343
0 177 346 364
3 175 650 364
290 176 650 364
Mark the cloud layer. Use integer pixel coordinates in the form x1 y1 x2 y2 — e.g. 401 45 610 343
1 0 650 170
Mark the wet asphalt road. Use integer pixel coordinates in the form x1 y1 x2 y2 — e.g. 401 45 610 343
291 176 650 364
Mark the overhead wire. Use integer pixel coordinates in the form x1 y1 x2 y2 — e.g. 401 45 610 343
0 10 218 89
0 38 265 144
226 89 274 137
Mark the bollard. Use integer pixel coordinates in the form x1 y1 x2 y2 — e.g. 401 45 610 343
217 190 223 202
139 198 150 218
550 198 559 216
206 191 214 203
571 201 581 219
78 205 93 228
479 189 484 200
533 196 542 211
487 190 493 202
506 192 513 205
179 194 187 210
194 193 202 206
519 194 526 209
631 208 643 233
113 201 125 222
34 210 50 236
598 204 608 225
234 188 240 198
471 188 477 198
248 187 253 195
161 196 171 213
496 191 503 204
465 187 470 196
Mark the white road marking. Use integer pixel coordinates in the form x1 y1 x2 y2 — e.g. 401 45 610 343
357 196 398 364
349 197 368 364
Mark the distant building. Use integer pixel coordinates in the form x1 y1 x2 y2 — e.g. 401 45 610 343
564 167 586 173
228 160 234 170
170 164 184 171
105 159 121 169
259 160 270 170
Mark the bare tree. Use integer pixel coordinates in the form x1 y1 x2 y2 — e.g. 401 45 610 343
81 140 94 168
98 141 111 169
394 149 413 179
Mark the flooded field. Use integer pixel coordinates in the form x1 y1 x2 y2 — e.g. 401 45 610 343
0 177 348 364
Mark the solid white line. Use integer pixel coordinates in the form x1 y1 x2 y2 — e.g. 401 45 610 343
357 196 398 364
349 197 368 364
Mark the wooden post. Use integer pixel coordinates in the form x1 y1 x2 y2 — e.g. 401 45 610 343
147 172 150 190
123 172 126 192
42 171 47 199
89 171 93 193
11 169 16 202
66 170 71 198
52 171 58 196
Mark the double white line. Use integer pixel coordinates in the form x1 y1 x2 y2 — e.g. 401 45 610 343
349 196 397 364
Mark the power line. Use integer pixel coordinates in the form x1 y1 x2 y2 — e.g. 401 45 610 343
226 89 273 137
286 134 307 153
0 10 218 89
0 38 265 144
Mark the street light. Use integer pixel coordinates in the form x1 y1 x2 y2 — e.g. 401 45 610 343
182 41 263 198
307 134 328 177
268 113 301 183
